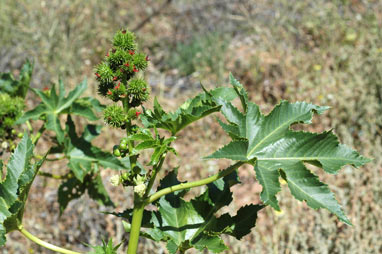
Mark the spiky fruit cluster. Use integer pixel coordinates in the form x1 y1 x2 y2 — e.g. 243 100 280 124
95 29 149 104
95 28 149 128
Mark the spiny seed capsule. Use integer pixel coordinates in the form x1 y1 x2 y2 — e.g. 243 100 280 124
124 62 129 67
122 30 127 34
145 55 150 61
129 50 135 55
133 67 138 72
136 111 141 117
95 73 101 78
113 76 118 81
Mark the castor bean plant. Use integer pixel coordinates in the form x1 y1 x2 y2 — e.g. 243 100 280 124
0 29 370 254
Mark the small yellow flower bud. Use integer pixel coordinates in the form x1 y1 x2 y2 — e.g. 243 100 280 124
134 183 146 197
110 175 121 186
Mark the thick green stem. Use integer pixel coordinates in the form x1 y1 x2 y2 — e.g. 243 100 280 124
127 196 145 254
18 225 82 254
146 162 244 204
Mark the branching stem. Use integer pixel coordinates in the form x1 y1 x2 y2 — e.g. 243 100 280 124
18 225 82 254
146 162 244 204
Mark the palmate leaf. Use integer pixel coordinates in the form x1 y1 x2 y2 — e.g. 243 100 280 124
131 169 263 253
141 87 237 135
206 75 370 224
16 79 102 144
0 134 46 246
64 116 126 182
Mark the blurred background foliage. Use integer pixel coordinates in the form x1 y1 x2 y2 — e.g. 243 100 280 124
0 0 381 253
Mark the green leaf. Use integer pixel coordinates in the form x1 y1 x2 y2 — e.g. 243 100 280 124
16 79 95 144
141 87 237 135
205 141 248 161
0 134 39 246
254 162 281 210
206 79 371 224
88 238 121 254
56 79 87 113
64 116 125 182
0 60 33 98
281 161 351 224
70 102 98 121
58 174 114 215
148 169 262 253
15 103 48 123
229 73 249 112
46 113 65 143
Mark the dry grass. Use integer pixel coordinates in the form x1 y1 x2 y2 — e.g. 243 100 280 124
1 0 381 253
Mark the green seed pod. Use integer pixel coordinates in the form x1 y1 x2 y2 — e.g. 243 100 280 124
131 125 139 133
121 172 130 181
17 132 23 138
119 142 127 151
113 148 121 157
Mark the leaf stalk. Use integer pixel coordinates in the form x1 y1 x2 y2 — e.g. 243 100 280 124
146 161 244 204
18 225 82 254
